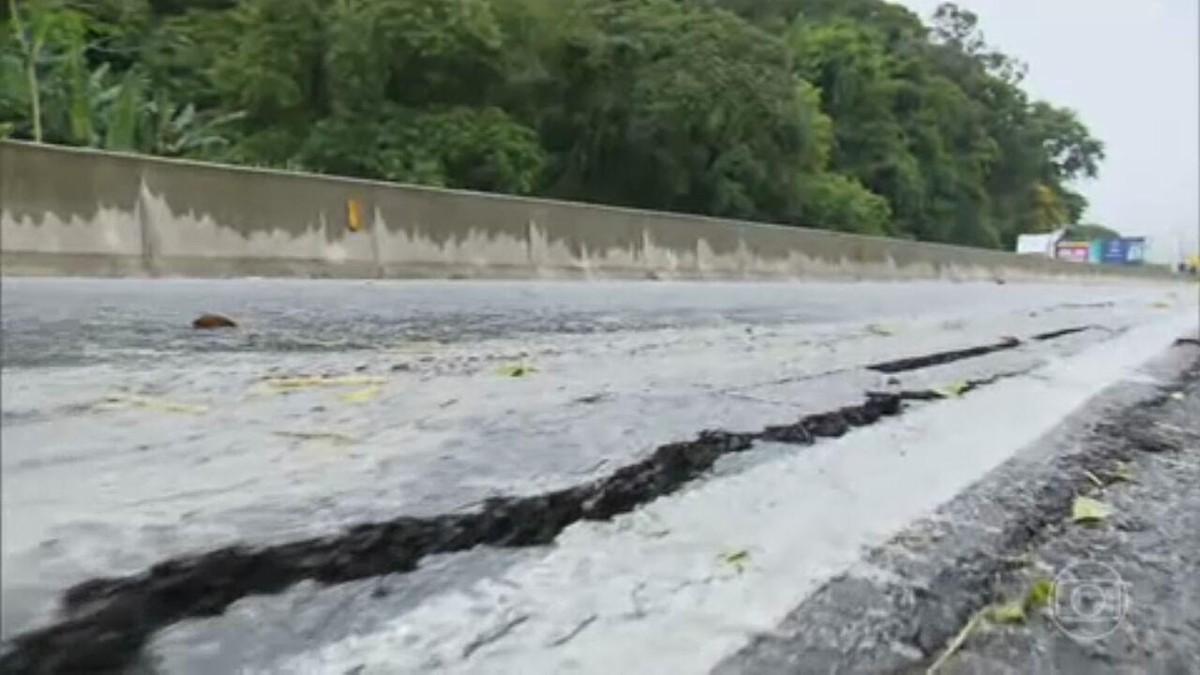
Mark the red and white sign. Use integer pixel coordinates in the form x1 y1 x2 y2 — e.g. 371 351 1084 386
1055 242 1090 263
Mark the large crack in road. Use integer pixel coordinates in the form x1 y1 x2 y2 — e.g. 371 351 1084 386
0 394 894 674
3 372 1064 673
0 326 1111 673
866 325 1093 374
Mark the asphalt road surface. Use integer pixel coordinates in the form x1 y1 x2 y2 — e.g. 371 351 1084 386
1 277 1195 673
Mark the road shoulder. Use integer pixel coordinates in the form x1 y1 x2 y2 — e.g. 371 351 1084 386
717 339 1200 674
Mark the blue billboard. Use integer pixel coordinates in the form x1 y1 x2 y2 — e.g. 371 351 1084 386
1097 237 1146 265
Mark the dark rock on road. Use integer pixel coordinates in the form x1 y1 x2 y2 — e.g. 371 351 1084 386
191 314 237 330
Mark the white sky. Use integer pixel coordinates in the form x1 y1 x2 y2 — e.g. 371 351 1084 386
895 0 1199 263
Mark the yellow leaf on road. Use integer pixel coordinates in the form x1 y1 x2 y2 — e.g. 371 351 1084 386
1072 496 1111 524
264 375 386 391
97 395 209 415
934 381 970 398
339 386 383 404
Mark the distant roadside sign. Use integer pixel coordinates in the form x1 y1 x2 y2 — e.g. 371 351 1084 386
1098 237 1146 265
1055 241 1090 263
1017 232 1060 256
1125 238 1146 263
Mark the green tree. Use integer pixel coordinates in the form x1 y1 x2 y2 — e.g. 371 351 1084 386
4 0 96 142
526 0 835 221
0 0 1109 250
1063 223 1119 241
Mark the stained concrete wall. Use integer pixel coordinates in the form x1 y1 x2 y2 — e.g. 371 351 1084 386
0 141 1173 282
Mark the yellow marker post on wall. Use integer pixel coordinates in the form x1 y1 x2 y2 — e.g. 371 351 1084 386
347 198 364 232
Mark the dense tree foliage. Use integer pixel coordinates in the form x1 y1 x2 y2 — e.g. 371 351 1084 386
1063 223 1119 242
1 0 1106 248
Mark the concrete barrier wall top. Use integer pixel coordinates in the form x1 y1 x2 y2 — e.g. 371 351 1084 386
0 141 1176 282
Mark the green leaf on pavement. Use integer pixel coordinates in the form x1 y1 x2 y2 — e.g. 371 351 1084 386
985 577 1054 626
719 549 751 573
1025 578 1054 611
987 600 1026 624
1071 496 1111 524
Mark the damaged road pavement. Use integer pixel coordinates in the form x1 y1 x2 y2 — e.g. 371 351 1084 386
1 278 1197 674
718 341 1200 675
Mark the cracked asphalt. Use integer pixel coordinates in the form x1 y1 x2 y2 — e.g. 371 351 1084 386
1 277 1196 673
717 342 1200 675
933 351 1200 674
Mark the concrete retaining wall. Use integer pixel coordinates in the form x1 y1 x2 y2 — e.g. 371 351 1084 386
0 141 1173 282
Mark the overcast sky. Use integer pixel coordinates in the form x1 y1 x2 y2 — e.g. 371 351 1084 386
895 0 1199 263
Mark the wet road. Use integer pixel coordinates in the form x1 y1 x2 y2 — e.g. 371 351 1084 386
1 277 1194 672
0 277 1161 368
